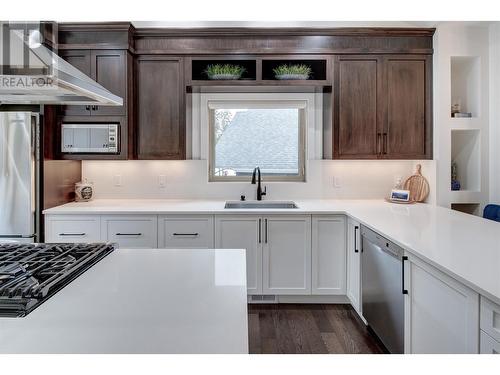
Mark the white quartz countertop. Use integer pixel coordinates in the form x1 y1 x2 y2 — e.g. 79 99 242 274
44 199 500 305
0 248 249 354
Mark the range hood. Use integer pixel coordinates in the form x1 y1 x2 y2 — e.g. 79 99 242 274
0 23 123 106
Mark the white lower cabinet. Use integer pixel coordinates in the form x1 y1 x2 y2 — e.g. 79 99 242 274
263 215 311 295
311 215 346 295
480 331 500 354
346 218 362 314
45 215 101 243
101 215 158 248
404 254 479 353
215 215 262 295
158 215 214 248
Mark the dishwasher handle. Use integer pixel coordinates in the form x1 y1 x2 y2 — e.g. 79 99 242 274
354 226 359 253
402 256 408 295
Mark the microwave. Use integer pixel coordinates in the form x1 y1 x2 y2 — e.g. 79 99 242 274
62 124 119 153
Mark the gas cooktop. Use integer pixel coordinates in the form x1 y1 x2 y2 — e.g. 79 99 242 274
0 242 115 317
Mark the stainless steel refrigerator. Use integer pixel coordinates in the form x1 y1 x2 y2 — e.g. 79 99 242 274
0 111 41 243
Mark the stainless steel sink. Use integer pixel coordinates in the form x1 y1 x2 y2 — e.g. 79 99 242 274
224 201 299 209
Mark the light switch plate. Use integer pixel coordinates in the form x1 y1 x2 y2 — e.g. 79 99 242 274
158 175 167 188
333 176 341 188
113 175 122 187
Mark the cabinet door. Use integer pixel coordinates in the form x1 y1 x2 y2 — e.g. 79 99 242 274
334 56 383 159
158 215 214 248
311 215 346 295
101 215 158 249
215 215 262 295
404 254 479 353
480 331 500 354
45 214 101 242
346 218 362 314
136 56 185 159
383 56 431 159
263 215 311 295
59 50 92 116
90 50 127 116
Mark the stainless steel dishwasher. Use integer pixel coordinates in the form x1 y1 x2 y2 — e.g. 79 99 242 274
361 225 407 354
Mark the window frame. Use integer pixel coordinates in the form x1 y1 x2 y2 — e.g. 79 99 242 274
208 100 307 182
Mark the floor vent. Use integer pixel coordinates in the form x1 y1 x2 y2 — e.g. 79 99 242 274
248 295 278 304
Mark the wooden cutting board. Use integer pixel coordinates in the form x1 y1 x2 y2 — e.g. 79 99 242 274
403 164 430 202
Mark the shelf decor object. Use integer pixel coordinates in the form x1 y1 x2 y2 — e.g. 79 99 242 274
273 64 312 80
204 64 246 80
403 164 430 202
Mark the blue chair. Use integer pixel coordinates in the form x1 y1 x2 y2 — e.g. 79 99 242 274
483 204 500 222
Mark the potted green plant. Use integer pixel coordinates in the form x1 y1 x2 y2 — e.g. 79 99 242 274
273 64 312 80
204 64 246 80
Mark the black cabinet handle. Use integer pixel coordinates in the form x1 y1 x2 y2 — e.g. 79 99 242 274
59 233 85 236
383 133 388 154
402 256 409 294
173 233 199 236
85 105 90 111
354 225 359 253
116 233 142 236
258 219 261 243
265 219 268 243
377 133 382 154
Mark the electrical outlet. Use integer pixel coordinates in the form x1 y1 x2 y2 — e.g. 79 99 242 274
394 176 403 188
113 175 122 187
158 175 167 188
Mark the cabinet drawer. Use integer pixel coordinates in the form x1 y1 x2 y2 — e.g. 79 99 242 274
45 215 101 242
158 215 214 248
480 331 500 354
480 297 500 342
102 215 158 248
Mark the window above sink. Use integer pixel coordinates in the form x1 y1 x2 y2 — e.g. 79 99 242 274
207 99 307 182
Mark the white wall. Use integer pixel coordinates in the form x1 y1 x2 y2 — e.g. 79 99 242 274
489 23 500 204
82 159 419 200
434 22 490 212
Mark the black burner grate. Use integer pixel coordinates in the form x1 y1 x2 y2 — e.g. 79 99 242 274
0 243 115 317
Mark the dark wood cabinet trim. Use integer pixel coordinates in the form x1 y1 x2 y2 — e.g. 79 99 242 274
134 27 435 38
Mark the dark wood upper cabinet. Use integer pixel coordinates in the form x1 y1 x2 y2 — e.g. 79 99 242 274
135 56 185 160
91 50 127 116
334 56 382 159
59 50 127 117
59 50 92 116
383 56 431 159
333 54 432 160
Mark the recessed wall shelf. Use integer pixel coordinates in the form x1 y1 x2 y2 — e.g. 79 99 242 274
451 129 480 192
450 56 480 118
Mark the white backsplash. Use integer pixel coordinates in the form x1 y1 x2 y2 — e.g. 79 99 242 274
82 159 432 201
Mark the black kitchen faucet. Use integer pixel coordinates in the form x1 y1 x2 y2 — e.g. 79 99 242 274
251 167 267 201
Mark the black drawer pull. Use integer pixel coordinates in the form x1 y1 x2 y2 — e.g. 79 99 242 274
116 233 142 236
59 233 85 236
173 233 199 236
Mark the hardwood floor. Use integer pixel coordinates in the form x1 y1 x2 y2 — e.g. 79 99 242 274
247 304 387 354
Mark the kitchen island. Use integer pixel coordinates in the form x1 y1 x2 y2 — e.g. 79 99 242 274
0 248 249 354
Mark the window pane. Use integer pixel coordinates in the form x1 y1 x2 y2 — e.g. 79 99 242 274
213 108 300 177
